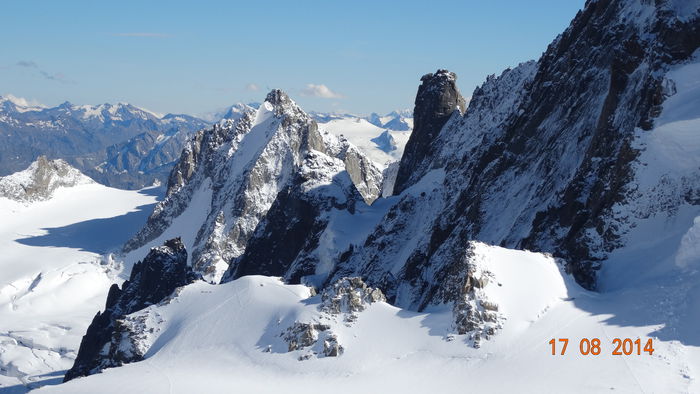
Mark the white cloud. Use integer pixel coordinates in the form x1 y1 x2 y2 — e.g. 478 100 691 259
245 83 260 91
301 84 344 99
2 94 46 108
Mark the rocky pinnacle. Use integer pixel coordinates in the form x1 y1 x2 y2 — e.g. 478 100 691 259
393 70 466 195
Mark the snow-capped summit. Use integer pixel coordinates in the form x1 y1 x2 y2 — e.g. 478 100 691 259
0 156 94 202
123 89 383 283
198 102 262 123
68 102 162 123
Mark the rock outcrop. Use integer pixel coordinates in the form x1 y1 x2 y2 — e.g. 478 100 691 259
64 238 195 381
277 277 384 359
320 277 386 321
0 156 94 202
393 69 466 195
281 322 342 359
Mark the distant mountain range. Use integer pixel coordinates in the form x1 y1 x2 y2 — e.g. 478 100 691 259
0 97 209 189
0 97 413 189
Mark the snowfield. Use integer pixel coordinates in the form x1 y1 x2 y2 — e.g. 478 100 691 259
0 183 158 392
38 244 700 393
317 117 411 167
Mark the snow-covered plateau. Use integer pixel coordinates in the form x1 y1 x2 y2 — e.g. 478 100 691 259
0 175 158 392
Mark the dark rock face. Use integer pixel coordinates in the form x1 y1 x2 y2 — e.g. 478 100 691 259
228 180 320 281
512 0 700 287
222 150 364 285
393 70 466 195
64 238 194 381
329 0 700 307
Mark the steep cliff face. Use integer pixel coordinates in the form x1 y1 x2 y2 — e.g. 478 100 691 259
124 90 383 283
330 0 700 301
222 150 367 286
64 238 193 382
393 70 465 195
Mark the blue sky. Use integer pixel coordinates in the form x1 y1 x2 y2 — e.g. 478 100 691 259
1 0 586 116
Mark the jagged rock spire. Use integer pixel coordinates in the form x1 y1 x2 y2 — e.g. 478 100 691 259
393 69 465 194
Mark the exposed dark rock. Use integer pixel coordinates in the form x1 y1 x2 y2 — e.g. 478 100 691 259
64 238 195 381
393 69 466 195
320 277 386 321
283 322 330 352
222 151 364 285
333 0 700 299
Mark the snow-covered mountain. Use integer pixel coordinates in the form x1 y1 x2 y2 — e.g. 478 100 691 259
8 0 700 392
366 109 413 131
199 102 261 123
0 156 94 203
122 91 383 283
0 161 158 391
0 98 210 189
0 98 402 191
310 111 413 166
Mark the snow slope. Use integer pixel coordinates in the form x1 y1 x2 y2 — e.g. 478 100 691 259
317 117 411 166
601 51 700 291
41 244 700 393
0 183 158 392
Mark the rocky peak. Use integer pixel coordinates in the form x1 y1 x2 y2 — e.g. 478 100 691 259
265 89 291 107
125 89 384 283
0 156 94 202
393 69 465 194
